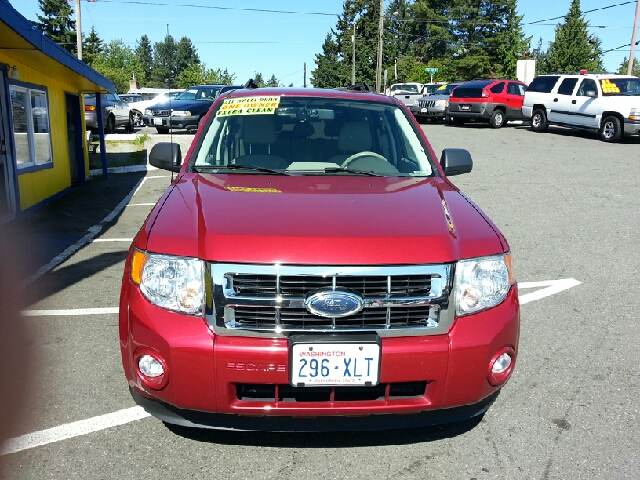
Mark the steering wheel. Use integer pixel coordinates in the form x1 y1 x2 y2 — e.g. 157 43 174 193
341 151 399 174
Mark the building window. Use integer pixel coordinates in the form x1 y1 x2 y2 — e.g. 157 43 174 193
9 85 52 168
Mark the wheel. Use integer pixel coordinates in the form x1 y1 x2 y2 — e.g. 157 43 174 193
104 115 115 134
131 110 143 126
489 109 505 129
124 113 134 133
530 109 548 132
599 116 622 142
156 127 169 134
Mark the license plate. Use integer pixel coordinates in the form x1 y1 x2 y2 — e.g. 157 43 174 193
153 118 163 125
421 108 428 113
460 105 470 111
291 342 380 386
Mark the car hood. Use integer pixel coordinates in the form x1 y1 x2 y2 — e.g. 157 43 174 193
150 99 212 111
140 174 506 265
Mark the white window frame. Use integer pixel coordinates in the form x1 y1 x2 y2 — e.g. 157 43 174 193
9 84 53 170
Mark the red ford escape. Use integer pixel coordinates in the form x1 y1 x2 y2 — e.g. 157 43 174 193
119 84 520 431
447 79 528 128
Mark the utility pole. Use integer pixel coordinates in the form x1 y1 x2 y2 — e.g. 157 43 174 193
629 0 640 75
304 63 307 88
376 0 384 93
73 0 82 60
352 22 356 85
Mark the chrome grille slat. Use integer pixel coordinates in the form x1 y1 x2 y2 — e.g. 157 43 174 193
212 264 452 335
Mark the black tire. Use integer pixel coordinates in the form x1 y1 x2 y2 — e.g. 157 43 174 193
599 116 622 142
124 113 134 133
489 109 506 129
104 115 115 134
156 127 169 134
530 108 548 132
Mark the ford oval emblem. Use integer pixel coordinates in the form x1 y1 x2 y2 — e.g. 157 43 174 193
304 290 364 318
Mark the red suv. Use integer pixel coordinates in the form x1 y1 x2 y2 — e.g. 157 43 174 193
120 85 520 431
447 79 527 128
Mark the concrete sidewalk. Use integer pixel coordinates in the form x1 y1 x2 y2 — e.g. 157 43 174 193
5 172 147 281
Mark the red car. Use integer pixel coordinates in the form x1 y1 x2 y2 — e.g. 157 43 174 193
119 85 520 431
447 79 528 128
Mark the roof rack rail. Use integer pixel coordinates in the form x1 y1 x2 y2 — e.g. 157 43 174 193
335 81 373 92
242 78 260 89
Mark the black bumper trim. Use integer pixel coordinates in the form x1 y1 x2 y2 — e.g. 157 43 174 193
130 387 500 432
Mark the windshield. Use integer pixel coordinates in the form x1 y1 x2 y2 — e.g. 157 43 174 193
177 87 221 101
393 84 420 93
191 96 435 177
600 77 640 96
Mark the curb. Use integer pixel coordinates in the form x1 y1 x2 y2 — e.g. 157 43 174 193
89 164 157 177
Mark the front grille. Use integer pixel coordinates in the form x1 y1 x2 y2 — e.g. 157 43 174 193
418 100 436 108
150 109 170 116
236 381 427 402
210 264 452 334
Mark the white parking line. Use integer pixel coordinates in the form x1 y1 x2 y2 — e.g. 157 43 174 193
518 279 581 305
127 203 156 206
91 238 133 243
1 407 150 455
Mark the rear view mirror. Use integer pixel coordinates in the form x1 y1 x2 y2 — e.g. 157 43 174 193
149 142 182 173
440 148 473 176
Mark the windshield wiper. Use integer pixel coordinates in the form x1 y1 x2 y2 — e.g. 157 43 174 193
323 167 383 177
192 164 290 175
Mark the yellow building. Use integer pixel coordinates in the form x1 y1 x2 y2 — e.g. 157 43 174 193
0 1 114 222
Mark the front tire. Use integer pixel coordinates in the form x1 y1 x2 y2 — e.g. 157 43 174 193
600 116 622 142
530 109 548 132
104 115 115 134
125 113 134 133
490 109 506 129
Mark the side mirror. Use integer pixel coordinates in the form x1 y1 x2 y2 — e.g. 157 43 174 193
585 90 597 98
149 142 182 173
440 148 473 176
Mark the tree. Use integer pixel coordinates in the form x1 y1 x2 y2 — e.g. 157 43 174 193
35 0 76 55
618 57 640 77
265 74 280 87
176 37 200 73
175 64 236 87
83 26 103 67
92 40 144 93
151 35 178 87
531 37 549 75
543 0 603 73
135 35 154 84
311 33 344 88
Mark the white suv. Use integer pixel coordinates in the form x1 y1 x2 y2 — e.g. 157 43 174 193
522 72 640 142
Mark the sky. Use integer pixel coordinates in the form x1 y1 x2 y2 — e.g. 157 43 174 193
11 0 640 90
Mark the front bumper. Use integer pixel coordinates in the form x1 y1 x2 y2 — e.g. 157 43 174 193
150 115 198 130
623 118 640 135
120 282 520 430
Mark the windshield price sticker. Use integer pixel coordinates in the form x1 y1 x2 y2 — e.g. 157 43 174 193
218 96 281 117
291 343 380 386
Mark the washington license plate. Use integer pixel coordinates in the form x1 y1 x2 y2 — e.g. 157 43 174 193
460 105 470 111
153 118 163 125
291 342 380 386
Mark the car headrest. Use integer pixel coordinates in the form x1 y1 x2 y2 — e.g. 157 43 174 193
337 122 372 152
242 116 277 144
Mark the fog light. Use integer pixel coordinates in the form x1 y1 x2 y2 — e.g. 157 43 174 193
138 355 164 377
487 347 515 386
135 350 169 390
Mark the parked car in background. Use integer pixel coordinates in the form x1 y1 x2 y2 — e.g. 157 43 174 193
389 82 427 110
422 82 448 96
147 84 241 133
413 82 465 123
522 72 640 142
447 79 528 128
134 91 184 126
121 84 520 431
84 93 134 133
119 94 146 126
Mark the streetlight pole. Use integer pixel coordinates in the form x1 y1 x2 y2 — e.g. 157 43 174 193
629 0 640 75
376 0 384 93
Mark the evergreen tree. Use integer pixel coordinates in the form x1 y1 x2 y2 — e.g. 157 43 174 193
618 57 640 76
83 26 103 67
35 0 77 55
176 37 200 75
543 0 603 73
311 33 343 88
135 35 154 84
265 74 280 87
176 64 236 87
151 35 178 87
531 37 548 75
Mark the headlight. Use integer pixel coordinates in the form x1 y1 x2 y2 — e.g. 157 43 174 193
454 253 514 315
171 110 192 117
630 108 639 121
131 250 204 315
